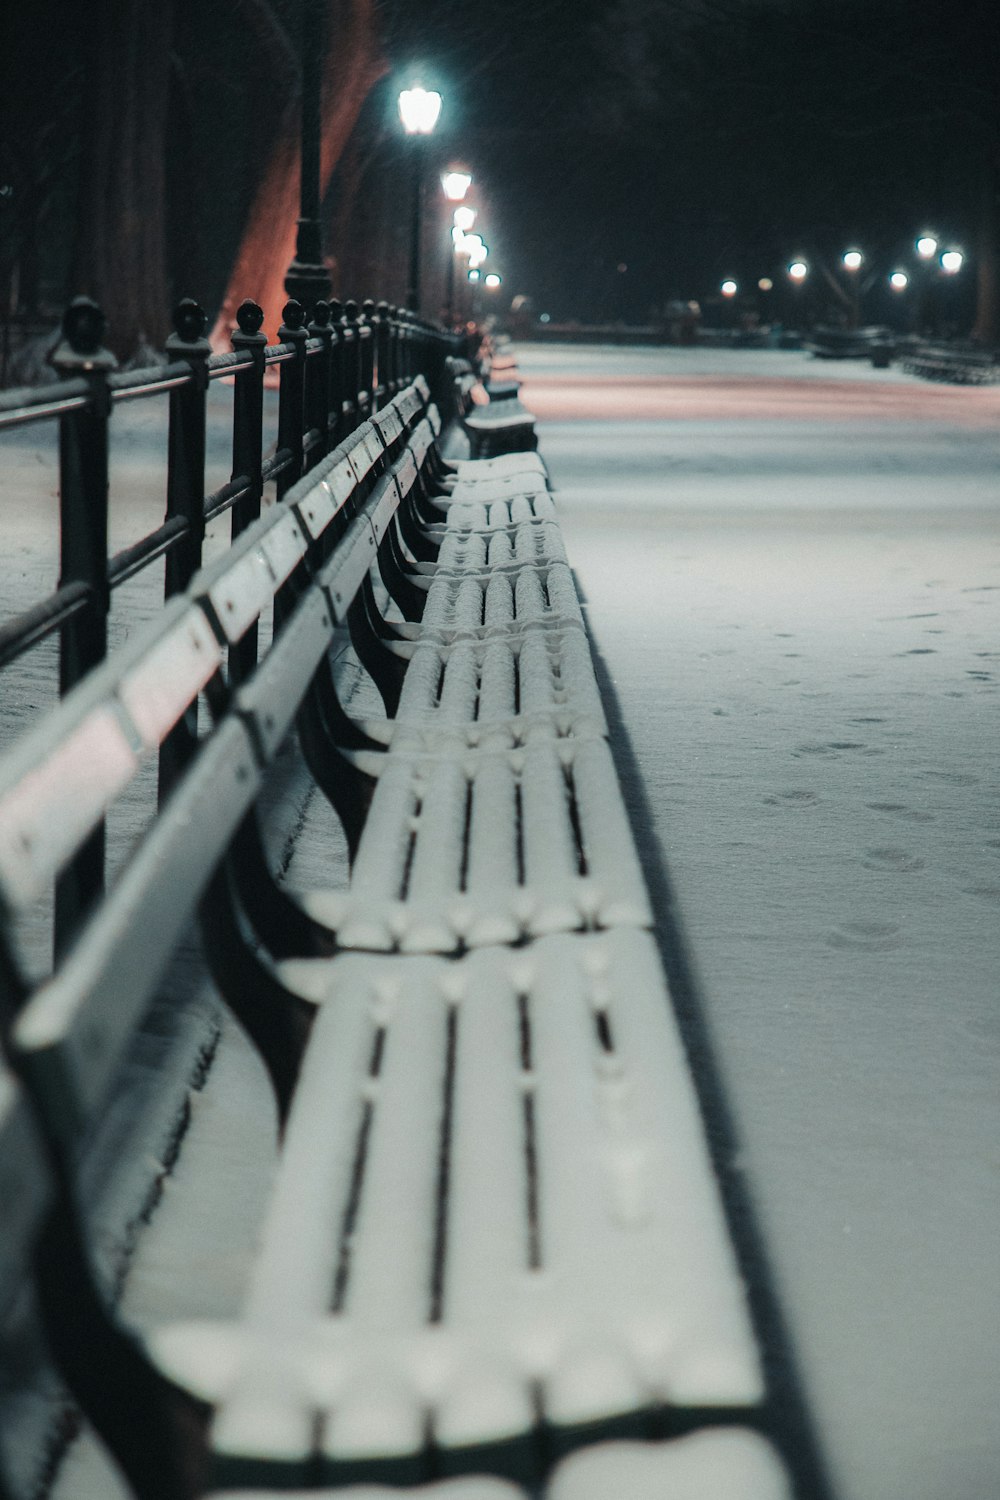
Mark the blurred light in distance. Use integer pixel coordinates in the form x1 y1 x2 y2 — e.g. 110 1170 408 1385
398 87 442 135
890 271 909 291
453 205 476 232
441 169 472 200
539 313 551 323
916 235 938 259
468 269 481 282
788 261 808 281
758 277 774 291
721 279 738 297
484 273 502 288
941 249 964 274
842 249 863 271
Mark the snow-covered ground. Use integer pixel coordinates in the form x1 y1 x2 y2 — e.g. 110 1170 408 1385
518 343 1000 1500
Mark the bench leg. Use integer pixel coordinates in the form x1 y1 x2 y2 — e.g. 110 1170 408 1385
199 866 314 1123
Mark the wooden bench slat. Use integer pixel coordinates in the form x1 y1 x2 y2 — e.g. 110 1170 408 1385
0 703 139 910
12 719 259 1148
300 738 650 954
118 606 223 749
189 933 759 1473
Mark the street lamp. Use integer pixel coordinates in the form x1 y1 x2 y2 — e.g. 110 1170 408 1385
890 271 909 291
941 249 964 275
916 235 938 260
453 205 476 234
841 248 864 326
788 261 809 282
398 85 443 312
484 273 502 289
441 168 472 202
720 280 738 297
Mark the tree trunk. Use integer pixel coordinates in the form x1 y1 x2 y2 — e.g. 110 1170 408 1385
71 0 174 361
211 0 385 348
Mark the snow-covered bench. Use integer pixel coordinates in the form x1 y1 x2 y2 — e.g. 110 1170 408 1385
0 376 783 1497
445 358 537 459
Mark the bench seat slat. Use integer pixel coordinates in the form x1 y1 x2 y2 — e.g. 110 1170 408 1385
190 932 759 1474
298 738 650 954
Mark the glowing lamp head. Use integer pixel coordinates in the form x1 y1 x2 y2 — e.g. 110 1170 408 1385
941 249 964 274
916 235 938 260
842 249 863 271
398 87 443 135
758 277 774 292
484 273 502 289
453 205 476 233
720 279 738 298
441 169 472 201
468 268 481 282
788 261 808 282
890 271 909 291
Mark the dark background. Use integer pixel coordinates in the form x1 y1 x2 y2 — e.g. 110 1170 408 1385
1 0 997 358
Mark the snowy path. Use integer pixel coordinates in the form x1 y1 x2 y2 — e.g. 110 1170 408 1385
518 344 1000 1500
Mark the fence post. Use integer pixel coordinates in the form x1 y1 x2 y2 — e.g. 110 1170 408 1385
160 297 211 799
164 298 210 597
328 296 346 442
48 296 116 953
276 298 307 500
344 299 362 431
374 301 391 409
306 299 334 465
359 298 376 422
230 298 267 679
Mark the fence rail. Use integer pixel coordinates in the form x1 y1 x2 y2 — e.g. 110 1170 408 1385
0 294 461 680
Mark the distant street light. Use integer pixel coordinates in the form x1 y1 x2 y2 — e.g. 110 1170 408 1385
453 205 476 233
941 249 964 275
788 261 809 281
890 271 909 291
398 85 443 311
842 249 864 271
441 167 472 202
721 279 738 297
841 249 864 327
916 235 938 260
484 273 502 289
758 277 774 292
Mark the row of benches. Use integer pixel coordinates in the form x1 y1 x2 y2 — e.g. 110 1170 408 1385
0 359 789 1498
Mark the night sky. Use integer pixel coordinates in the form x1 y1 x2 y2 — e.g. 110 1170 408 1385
378 0 999 324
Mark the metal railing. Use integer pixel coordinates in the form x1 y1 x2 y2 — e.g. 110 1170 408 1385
0 293 459 687
0 291 461 948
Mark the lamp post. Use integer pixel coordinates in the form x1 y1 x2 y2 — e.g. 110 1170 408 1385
787 260 809 330
442 168 472 326
398 85 443 313
284 0 331 311
841 248 864 328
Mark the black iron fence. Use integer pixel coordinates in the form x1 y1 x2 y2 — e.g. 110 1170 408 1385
0 293 460 690
0 292 463 950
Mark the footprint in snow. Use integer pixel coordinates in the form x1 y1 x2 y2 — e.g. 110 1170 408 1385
862 847 925 873
763 790 818 807
826 920 902 952
865 802 935 823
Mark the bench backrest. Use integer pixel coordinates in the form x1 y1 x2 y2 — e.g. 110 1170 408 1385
0 382 439 1144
